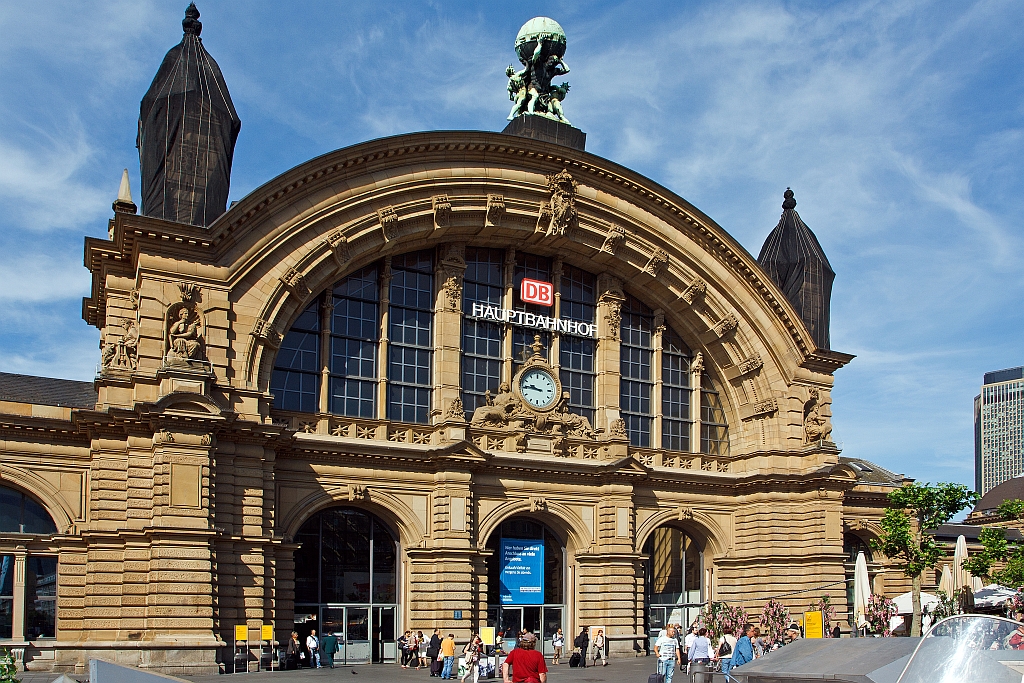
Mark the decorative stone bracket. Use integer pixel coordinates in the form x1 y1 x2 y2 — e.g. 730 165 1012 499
643 248 669 277
486 194 505 225
251 318 282 349
325 230 350 270
678 277 706 306
741 397 778 420
601 224 626 255
433 194 452 228
378 206 399 241
280 267 310 300
723 352 763 381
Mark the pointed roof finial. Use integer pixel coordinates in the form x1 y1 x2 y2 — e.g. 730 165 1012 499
782 187 796 211
112 169 137 214
183 3 202 36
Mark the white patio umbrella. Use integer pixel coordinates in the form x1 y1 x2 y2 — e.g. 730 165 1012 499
853 551 871 628
972 575 985 592
973 584 1018 610
953 535 971 592
893 591 940 614
937 564 954 596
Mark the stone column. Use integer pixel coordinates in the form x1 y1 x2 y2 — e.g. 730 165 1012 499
434 244 466 423
11 547 27 668
595 275 625 433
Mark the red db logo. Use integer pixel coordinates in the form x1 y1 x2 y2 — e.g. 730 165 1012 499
521 278 554 306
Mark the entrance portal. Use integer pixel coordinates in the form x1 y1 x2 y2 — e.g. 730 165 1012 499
643 525 704 651
294 507 399 664
486 518 565 656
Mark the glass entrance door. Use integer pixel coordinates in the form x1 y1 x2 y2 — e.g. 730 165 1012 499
373 606 396 663
321 606 373 664
499 605 562 656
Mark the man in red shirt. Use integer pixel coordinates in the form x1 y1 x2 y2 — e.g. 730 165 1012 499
502 633 548 683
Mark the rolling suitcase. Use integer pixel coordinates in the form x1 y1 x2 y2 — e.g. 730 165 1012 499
568 651 582 668
647 674 665 683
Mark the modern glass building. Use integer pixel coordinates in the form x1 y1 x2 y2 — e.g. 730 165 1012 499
975 366 1024 495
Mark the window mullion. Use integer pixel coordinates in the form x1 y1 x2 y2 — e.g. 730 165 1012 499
378 256 392 421
691 355 703 454
652 311 665 450
318 294 331 417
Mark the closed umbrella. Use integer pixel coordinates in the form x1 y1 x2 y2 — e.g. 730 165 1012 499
938 564 954 596
953 535 971 592
854 551 871 629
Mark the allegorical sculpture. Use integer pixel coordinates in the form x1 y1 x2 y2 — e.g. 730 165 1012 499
506 17 572 124
164 282 206 366
138 3 241 227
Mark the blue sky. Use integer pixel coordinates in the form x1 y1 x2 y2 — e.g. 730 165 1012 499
1 0 1021 490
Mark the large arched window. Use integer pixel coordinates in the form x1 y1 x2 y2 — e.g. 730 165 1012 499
387 251 434 423
620 295 654 446
462 248 505 415
0 485 57 534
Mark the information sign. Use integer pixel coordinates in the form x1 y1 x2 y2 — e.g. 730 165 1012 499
261 624 273 641
235 625 248 642
454 610 463 619
499 537 545 605
481 626 496 646
804 611 824 639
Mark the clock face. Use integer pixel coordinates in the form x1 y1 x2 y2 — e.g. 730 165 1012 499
519 367 557 410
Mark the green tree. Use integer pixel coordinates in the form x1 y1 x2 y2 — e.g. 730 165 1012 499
871 482 980 637
962 499 1024 587
0 648 19 683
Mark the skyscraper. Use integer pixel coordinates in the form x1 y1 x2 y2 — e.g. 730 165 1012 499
976 366 1024 494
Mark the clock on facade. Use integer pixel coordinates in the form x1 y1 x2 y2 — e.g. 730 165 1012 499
518 367 558 410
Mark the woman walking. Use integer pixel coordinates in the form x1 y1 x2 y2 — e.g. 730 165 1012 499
461 633 483 683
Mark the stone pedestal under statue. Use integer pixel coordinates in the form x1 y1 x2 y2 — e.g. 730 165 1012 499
502 115 586 151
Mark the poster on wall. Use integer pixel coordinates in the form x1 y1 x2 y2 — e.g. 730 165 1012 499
499 538 545 605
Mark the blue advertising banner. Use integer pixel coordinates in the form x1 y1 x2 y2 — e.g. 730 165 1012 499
499 538 545 605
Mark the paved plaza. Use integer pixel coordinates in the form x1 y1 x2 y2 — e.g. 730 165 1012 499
17 659 721 683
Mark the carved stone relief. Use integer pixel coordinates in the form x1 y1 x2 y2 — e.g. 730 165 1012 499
541 169 578 237
598 275 625 341
101 318 139 371
280 267 310 300
438 243 466 312
378 206 398 241
804 388 834 444
609 418 628 438
432 194 452 227
251 318 282 349
737 353 763 375
712 313 738 338
601 224 626 255
643 248 669 276
750 397 778 417
325 230 350 270
691 352 704 376
486 194 505 225
471 383 522 427
164 283 206 367
679 277 706 306
444 397 466 421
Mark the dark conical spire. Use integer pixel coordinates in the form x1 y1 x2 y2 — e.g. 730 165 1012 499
757 189 835 350
137 4 241 227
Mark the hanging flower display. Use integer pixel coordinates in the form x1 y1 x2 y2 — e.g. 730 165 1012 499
761 598 790 643
864 594 898 637
697 602 750 643
809 595 836 637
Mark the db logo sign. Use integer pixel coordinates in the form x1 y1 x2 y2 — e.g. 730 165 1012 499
521 278 554 307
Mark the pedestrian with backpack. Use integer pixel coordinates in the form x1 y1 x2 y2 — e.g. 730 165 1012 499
572 627 589 668
653 625 682 683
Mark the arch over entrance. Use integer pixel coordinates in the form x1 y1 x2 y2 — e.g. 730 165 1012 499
293 507 399 665
485 517 566 656
642 524 705 649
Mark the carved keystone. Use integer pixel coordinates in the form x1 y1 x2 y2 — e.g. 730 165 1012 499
348 484 368 501
677 506 694 521
530 497 547 512
378 206 398 241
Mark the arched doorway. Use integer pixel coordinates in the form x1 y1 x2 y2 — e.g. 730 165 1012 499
293 507 399 664
643 525 704 650
486 517 565 656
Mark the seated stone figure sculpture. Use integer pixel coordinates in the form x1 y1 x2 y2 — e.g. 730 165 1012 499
471 383 521 427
